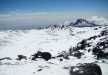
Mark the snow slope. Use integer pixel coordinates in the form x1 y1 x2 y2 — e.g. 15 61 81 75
0 26 103 58
0 18 108 75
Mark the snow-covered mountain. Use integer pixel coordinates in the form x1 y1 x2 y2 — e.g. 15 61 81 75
69 18 98 27
0 17 108 75
46 17 108 29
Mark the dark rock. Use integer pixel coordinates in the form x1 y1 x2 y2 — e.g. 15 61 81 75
94 28 98 30
77 39 88 50
16 55 27 60
0 57 12 61
37 69 43 72
59 58 63 61
56 51 69 59
100 30 108 36
70 63 102 75
32 51 52 61
69 47 84 59
87 36 97 40
99 26 102 28
93 40 108 59
73 51 83 59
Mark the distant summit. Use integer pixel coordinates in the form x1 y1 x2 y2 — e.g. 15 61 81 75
69 18 98 27
44 17 108 29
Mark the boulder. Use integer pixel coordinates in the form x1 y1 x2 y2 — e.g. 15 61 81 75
16 55 27 60
32 51 52 61
70 63 102 75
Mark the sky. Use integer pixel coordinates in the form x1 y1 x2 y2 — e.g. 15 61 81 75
0 0 108 27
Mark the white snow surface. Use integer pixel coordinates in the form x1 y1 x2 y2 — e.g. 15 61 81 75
0 27 102 58
0 25 108 75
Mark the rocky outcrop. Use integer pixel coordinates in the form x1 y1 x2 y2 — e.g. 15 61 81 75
68 27 108 59
31 51 52 61
0 57 12 61
16 55 27 60
70 63 102 75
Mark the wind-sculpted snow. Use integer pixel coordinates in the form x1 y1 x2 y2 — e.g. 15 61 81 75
0 18 108 75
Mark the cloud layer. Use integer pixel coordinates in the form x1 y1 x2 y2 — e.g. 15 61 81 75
0 11 108 27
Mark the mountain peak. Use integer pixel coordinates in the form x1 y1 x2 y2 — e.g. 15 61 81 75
70 18 97 27
74 18 89 24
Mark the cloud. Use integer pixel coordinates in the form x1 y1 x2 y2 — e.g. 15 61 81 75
0 11 108 27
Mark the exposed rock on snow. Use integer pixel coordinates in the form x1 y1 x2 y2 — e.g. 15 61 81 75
67 26 108 59
16 55 27 60
70 63 102 75
0 57 12 61
31 51 52 61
